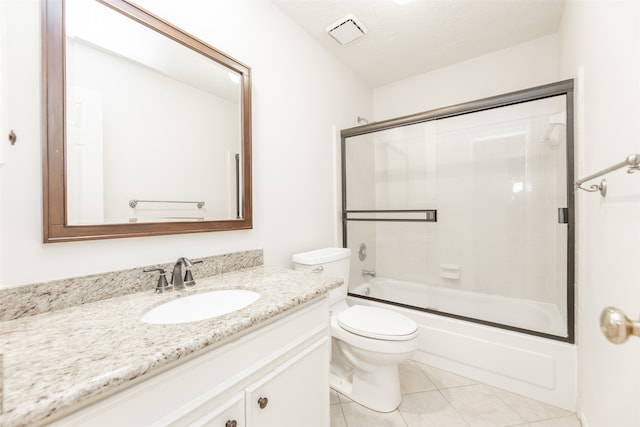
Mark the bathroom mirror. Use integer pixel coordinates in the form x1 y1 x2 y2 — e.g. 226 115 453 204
42 0 252 242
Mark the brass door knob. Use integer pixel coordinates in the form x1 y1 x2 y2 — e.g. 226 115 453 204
600 306 640 344
258 396 269 409
225 421 237 427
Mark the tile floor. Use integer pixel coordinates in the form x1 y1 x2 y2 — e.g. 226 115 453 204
330 360 582 427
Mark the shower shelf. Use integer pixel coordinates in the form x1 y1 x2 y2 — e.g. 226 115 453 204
575 153 640 197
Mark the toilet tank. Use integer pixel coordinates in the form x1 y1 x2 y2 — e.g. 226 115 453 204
292 248 350 305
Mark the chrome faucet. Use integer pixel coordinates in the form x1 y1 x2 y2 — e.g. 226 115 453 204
171 257 202 289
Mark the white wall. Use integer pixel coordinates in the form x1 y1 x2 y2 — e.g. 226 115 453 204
373 34 559 121
0 0 372 288
559 1 640 426
0 0 8 292
0 1 8 166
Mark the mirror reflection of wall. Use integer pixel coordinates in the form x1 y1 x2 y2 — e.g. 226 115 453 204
65 0 242 225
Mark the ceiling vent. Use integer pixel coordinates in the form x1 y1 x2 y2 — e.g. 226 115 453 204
326 14 367 45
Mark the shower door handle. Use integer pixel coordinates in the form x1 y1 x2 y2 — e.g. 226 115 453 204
558 208 568 224
600 306 640 344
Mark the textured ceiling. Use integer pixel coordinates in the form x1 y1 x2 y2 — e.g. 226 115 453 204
270 0 565 87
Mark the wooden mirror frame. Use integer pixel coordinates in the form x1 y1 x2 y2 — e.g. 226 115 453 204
42 0 252 242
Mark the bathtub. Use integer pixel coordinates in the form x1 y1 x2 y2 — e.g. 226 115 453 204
348 278 577 411
352 278 566 337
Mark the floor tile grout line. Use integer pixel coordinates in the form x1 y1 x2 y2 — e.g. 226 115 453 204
394 403 410 427
434 386 472 427
414 363 477 392
414 362 475 426
336 401 348 427
485 385 530 424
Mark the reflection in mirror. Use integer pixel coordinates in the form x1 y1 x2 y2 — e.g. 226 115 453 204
43 0 252 241
65 0 242 224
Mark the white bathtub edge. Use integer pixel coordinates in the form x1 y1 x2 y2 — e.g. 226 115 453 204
347 296 577 411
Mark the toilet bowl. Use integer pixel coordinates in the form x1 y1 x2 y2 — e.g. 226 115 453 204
292 248 418 412
330 304 418 411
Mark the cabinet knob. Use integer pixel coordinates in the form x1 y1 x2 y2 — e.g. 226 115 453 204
225 421 237 427
258 396 269 409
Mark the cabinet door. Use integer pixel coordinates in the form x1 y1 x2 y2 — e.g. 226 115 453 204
187 392 245 427
245 337 329 427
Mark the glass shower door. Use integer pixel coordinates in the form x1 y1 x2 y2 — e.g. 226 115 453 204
343 84 573 341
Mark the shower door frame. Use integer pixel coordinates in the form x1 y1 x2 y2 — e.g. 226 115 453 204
341 79 575 343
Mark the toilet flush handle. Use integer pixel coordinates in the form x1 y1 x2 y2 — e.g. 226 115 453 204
311 266 324 273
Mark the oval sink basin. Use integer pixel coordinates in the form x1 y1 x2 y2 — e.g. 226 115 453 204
141 289 260 324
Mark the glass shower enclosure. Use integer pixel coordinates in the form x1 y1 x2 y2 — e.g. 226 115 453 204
342 80 574 342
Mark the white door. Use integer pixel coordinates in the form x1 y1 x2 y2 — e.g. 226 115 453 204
66 85 105 225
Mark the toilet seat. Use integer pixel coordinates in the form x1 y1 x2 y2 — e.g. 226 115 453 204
337 305 417 341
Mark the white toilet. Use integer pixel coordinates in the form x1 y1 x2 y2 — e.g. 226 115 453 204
292 247 418 412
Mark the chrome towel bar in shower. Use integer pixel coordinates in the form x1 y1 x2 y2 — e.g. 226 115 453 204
575 153 640 197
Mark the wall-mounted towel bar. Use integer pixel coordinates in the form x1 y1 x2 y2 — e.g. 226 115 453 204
129 199 205 208
129 216 205 222
575 154 640 197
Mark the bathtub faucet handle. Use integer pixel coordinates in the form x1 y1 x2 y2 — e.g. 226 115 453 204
362 269 376 278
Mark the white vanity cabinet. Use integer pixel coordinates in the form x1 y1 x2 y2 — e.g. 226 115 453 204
244 338 327 426
187 338 327 427
188 392 245 427
50 299 330 427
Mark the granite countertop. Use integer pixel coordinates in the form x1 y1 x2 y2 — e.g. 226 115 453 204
0 266 341 427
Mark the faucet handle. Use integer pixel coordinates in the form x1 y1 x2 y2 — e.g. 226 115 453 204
184 259 203 286
143 267 172 293
184 269 194 286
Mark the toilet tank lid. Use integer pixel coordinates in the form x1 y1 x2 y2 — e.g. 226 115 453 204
292 247 351 265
